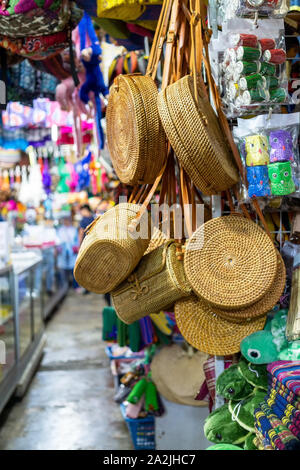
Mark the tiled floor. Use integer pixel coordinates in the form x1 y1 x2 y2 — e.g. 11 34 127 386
0 292 132 450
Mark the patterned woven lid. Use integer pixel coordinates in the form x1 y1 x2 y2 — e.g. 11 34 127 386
184 215 278 309
175 295 267 356
212 253 286 323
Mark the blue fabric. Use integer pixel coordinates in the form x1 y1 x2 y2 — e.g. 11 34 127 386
75 0 97 17
80 216 94 230
56 226 79 270
78 12 109 149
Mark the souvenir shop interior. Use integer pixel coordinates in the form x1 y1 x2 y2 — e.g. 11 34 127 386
0 0 299 452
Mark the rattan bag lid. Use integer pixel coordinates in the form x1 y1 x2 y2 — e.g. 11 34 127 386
174 295 267 356
184 215 278 309
213 253 286 323
106 74 167 185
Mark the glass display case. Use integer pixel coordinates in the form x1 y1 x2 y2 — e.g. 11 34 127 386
0 246 68 414
0 266 16 385
40 245 68 320
17 269 33 357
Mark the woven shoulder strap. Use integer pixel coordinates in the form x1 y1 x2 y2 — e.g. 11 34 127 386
184 0 272 240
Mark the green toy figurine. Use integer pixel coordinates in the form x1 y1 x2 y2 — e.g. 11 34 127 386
268 162 296 196
204 358 268 450
241 309 300 364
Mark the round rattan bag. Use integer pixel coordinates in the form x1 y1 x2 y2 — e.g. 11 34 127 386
157 74 239 195
184 215 278 310
174 295 267 356
74 203 150 294
212 252 286 323
106 74 167 185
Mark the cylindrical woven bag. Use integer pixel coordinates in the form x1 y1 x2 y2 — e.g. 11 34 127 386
111 240 192 324
106 74 167 185
174 295 267 356
74 203 150 294
157 75 239 195
184 215 278 310
212 253 286 323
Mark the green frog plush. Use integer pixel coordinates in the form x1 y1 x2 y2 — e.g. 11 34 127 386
240 309 300 364
216 359 268 401
204 392 265 450
204 359 268 450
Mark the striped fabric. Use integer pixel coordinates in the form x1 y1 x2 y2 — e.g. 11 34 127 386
254 428 273 451
269 376 300 402
203 356 233 403
255 407 286 450
255 404 300 450
268 384 300 409
267 361 300 396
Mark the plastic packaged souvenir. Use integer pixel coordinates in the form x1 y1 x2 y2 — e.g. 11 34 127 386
212 19 288 118
233 112 300 203
222 0 283 19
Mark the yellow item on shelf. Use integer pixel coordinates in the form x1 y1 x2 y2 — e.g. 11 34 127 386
150 312 172 336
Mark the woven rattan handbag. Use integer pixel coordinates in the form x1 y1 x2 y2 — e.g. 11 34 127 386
184 215 278 310
111 240 192 324
106 73 167 185
105 0 176 187
74 203 151 294
157 75 239 195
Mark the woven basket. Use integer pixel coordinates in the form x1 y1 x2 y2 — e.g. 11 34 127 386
74 203 150 294
157 75 239 195
144 226 169 255
111 240 192 324
213 253 286 323
174 295 267 356
106 74 167 185
184 215 278 310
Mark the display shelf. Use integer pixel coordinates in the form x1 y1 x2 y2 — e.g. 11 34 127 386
0 312 13 326
0 247 71 414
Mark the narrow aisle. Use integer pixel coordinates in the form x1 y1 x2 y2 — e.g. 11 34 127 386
0 293 133 450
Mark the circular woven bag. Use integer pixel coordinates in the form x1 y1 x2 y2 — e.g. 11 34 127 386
184 215 278 309
212 253 286 323
174 295 267 356
106 74 167 185
157 74 239 195
74 203 150 294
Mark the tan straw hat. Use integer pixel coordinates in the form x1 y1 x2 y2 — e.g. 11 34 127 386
174 295 267 356
151 344 208 406
184 215 278 310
